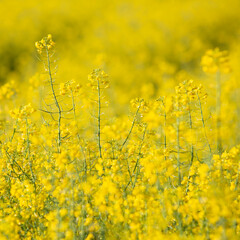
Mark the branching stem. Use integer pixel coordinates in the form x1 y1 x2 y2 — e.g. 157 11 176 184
97 79 102 158
46 46 62 152
120 101 142 151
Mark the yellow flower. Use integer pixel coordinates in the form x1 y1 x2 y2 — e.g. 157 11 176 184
201 48 231 74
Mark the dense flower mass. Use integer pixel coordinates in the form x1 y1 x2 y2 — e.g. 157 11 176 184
0 1 240 239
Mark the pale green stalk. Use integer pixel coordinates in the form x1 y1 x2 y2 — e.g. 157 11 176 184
120 101 142 151
97 79 102 158
46 45 62 152
216 70 222 154
197 92 212 156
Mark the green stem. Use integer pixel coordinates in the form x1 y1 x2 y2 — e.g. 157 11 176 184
216 70 222 154
71 90 87 174
132 126 147 189
185 96 194 194
46 45 62 152
120 101 142 151
25 119 36 192
97 79 102 158
176 104 181 185
197 93 212 156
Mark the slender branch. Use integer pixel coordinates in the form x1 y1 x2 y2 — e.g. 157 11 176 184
216 70 222 154
176 103 181 185
120 101 142 151
125 125 147 191
46 45 62 152
97 79 102 158
197 92 212 155
25 119 36 192
71 90 87 175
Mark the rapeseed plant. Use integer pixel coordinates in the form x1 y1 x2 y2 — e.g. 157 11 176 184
0 36 235 239
0 1 240 238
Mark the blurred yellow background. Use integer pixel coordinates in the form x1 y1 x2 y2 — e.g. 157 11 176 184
1 0 240 102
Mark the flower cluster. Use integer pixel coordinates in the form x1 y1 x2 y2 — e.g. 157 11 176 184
59 79 82 96
35 34 55 54
201 48 231 74
88 69 109 90
9 103 35 120
0 80 16 100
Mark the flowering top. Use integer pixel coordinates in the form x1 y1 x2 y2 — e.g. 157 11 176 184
35 34 55 54
10 103 35 121
88 69 109 90
0 80 16 100
201 48 231 74
175 80 207 101
59 79 82 96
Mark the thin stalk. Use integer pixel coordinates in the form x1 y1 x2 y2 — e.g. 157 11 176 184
216 70 222 154
120 101 142 151
132 126 147 189
176 104 181 185
197 93 212 155
71 90 76 119
188 102 194 166
185 98 194 194
124 125 147 191
71 90 87 174
162 100 172 186
97 79 102 158
46 46 62 152
10 125 17 142
126 158 133 188
163 106 167 161
25 119 36 192
234 169 239 191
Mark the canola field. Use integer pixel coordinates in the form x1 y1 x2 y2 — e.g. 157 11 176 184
1 0 240 239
